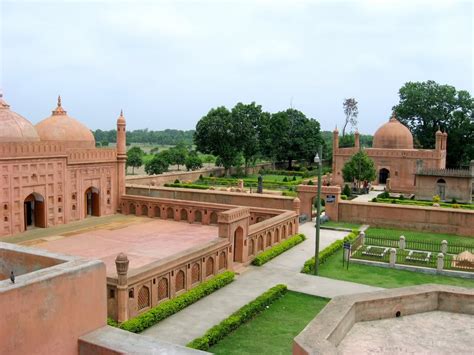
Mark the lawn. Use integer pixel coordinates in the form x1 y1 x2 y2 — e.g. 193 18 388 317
209 291 329 355
322 221 362 230
318 248 474 289
365 227 474 245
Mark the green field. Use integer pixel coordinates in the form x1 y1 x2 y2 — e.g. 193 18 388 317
322 221 362 230
365 227 474 245
209 291 329 355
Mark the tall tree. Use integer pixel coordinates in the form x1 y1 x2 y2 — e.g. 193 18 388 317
393 81 474 168
126 146 144 175
144 154 169 175
168 143 188 171
231 102 265 174
194 106 239 175
342 98 359 136
342 150 376 192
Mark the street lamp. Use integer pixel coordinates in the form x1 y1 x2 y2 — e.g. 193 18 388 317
314 145 323 275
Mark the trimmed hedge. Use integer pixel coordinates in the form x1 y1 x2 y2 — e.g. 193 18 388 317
252 234 306 266
187 284 288 350
301 230 359 274
374 198 474 210
164 183 210 190
119 271 235 333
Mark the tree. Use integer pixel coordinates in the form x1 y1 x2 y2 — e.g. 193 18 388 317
126 146 144 175
393 80 474 168
342 150 376 192
194 106 239 175
185 151 203 171
168 143 188 170
231 102 265 174
144 154 169 175
342 98 358 136
264 109 322 169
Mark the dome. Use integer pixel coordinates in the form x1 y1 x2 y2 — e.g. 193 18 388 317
0 93 40 142
373 114 413 149
35 96 95 148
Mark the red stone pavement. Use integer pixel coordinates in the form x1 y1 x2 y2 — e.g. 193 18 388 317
37 219 218 276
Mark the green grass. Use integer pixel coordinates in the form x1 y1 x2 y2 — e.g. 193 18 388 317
365 227 474 245
208 291 329 355
319 248 474 289
322 221 362 230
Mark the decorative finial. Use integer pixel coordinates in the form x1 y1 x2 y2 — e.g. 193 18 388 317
120 109 123 116
57 95 62 107
52 95 66 115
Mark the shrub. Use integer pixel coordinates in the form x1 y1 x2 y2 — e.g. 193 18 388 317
341 195 348 200
399 195 405 200
308 180 314 185
282 190 297 197
343 184 351 197
164 183 210 190
452 204 460 209
187 284 287 350
432 195 441 203
292 176 297 181
252 234 306 266
378 191 390 199
301 230 359 274
199 174 203 180
451 198 458 204
209 173 214 177
120 271 235 333
283 177 288 182
410 195 415 200
174 179 180 184
107 317 119 327
371 197 378 202
391 199 397 204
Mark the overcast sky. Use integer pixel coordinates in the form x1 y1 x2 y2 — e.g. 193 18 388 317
0 0 472 133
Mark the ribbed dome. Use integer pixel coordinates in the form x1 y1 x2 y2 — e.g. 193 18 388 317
35 96 95 148
373 114 413 149
0 93 40 142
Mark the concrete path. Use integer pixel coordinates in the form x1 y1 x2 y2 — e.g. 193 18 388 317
351 189 380 202
142 221 382 345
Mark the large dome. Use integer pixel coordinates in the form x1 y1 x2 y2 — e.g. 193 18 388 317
373 114 413 149
0 93 40 142
35 96 95 148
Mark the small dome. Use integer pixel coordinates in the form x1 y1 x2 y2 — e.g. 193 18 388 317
117 109 126 125
373 114 413 149
35 96 95 148
0 93 40 142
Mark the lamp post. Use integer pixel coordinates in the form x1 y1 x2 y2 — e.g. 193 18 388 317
314 145 323 275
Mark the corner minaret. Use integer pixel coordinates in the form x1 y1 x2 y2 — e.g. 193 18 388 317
332 126 339 174
354 129 360 149
435 127 443 151
116 110 127 211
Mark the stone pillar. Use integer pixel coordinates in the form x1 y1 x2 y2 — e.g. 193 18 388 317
116 111 127 212
115 253 129 323
359 231 365 245
354 130 360 149
292 197 300 216
389 248 397 267
399 235 406 250
441 240 448 254
437 253 445 271
257 175 263 194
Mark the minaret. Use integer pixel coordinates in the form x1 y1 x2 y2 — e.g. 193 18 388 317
442 131 447 151
354 129 360 149
435 127 442 151
332 126 339 175
116 110 126 211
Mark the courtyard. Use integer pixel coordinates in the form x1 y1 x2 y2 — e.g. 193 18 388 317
34 217 219 276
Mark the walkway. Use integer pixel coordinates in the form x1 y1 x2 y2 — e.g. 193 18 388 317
142 221 382 345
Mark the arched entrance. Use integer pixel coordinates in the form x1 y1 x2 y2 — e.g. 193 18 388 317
379 168 390 184
24 193 46 230
436 179 446 200
85 187 100 217
233 226 244 263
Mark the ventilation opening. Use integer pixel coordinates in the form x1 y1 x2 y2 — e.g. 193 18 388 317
395 311 401 317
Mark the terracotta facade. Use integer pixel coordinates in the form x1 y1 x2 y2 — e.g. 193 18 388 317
0 94 126 237
332 115 447 193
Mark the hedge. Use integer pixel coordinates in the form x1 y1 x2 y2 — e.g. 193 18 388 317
252 234 306 266
187 284 288 350
164 183 210 190
119 271 235 333
374 198 474 210
301 230 359 274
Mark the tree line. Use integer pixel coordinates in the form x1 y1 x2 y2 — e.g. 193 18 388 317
194 102 323 174
93 128 194 146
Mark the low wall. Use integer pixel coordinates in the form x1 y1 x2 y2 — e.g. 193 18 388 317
338 201 474 237
126 185 296 211
125 162 274 186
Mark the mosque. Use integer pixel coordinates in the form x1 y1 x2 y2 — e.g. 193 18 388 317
332 114 447 193
0 93 126 237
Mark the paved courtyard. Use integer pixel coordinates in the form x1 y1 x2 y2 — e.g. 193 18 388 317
36 218 218 276
142 221 382 345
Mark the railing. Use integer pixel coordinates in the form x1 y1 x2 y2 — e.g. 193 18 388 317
416 167 471 177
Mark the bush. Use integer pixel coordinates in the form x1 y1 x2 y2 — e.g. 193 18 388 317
341 195 348 200
432 195 441 203
107 317 119 327
377 191 390 199
371 197 378 202
174 179 180 184
292 176 297 181
451 198 458 204
282 177 288 182
343 184 351 197
308 180 314 185
282 190 297 197
452 204 460 209
399 195 405 200
301 230 359 274
391 199 397 204
164 183 210 190
120 271 235 333
187 284 287 350
252 234 306 266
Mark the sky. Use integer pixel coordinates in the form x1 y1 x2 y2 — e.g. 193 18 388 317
0 0 472 133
